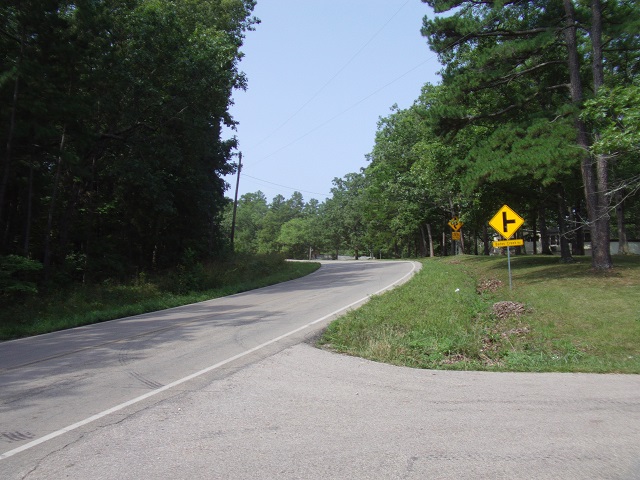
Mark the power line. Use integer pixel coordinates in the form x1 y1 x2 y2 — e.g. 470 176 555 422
242 173 330 198
249 6 507 167
251 56 436 166
247 0 413 153
234 4 504 199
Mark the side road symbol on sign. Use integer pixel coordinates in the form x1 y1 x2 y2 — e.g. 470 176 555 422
489 205 524 240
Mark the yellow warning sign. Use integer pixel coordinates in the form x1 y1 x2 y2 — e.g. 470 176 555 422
448 216 463 231
489 205 524 240
451 231 461 240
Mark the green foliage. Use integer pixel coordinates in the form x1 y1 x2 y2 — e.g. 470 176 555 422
278 217 313 259
232 191 269 253
0 255 43 297
582 85 640 156
0 0 258 281
257 193 305 254
322 173 369 258
225 191 331 259
465 116 580 188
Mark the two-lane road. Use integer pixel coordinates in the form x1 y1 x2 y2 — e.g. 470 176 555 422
0 260 419 475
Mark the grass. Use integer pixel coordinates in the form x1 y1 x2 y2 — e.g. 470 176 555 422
0 256 320 340
318 254 640 373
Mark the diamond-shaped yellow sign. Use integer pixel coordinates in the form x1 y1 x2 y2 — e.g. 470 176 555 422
489 205 524 240
448 216 464 231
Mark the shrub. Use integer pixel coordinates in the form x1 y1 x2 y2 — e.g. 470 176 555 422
0 255 43 298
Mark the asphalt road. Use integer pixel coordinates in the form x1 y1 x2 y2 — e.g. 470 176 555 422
0 260 419 477
2 260 639 479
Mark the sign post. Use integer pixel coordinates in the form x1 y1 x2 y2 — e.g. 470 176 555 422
448 216 463 254
489 205 524 290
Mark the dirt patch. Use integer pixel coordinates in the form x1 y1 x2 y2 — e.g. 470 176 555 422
439 353 469 365
491 301 528 320
476 278 503 294
438 300 531 368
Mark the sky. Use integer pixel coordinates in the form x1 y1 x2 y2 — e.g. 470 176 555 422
223 0 442 204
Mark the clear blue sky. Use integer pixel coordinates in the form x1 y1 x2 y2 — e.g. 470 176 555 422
223 0 441 203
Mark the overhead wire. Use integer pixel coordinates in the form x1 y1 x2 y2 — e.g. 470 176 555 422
246 0 413 153
249 57 436 167
237 3 503 200
242 173 330 198
245 5 507 174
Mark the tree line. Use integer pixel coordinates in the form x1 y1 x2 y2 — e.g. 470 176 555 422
2 0 638 296
230 0 639 266
1 0 257 286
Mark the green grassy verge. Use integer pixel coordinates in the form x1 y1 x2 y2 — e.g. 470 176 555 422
0 257 319 340
318 255 640 373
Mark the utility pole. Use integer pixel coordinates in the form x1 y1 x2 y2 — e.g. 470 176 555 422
230 152 242 250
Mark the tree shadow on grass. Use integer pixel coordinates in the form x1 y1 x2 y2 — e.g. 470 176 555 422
461 254 638 284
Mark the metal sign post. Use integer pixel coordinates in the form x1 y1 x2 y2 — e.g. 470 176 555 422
489 205 525 290
507 245 512 290
448 216 463 255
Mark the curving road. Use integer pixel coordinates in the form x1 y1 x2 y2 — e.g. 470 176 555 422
3 259 639 479
0 260 419 476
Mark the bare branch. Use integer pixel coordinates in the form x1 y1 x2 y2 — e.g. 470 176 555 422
474 27 552 38
463 84 569 122
483 60 566 90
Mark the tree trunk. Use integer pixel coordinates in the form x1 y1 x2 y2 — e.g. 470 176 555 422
539 206 552 255
563 0 611 269
43 127 67 281
56 182 82 270
419 224 428 257
558 192 574 263
473 230 479 255
0 52 22 239
531 213 538 254
616 190 630 254
426 223 434 257
573 202 585 255
591 0 612 267
482 223 490 255
23 161 34 256
591 0 604 90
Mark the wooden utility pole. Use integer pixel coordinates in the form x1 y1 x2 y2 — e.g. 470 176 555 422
230 152 242 249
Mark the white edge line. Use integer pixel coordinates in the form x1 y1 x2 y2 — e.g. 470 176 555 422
0 261 418 461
